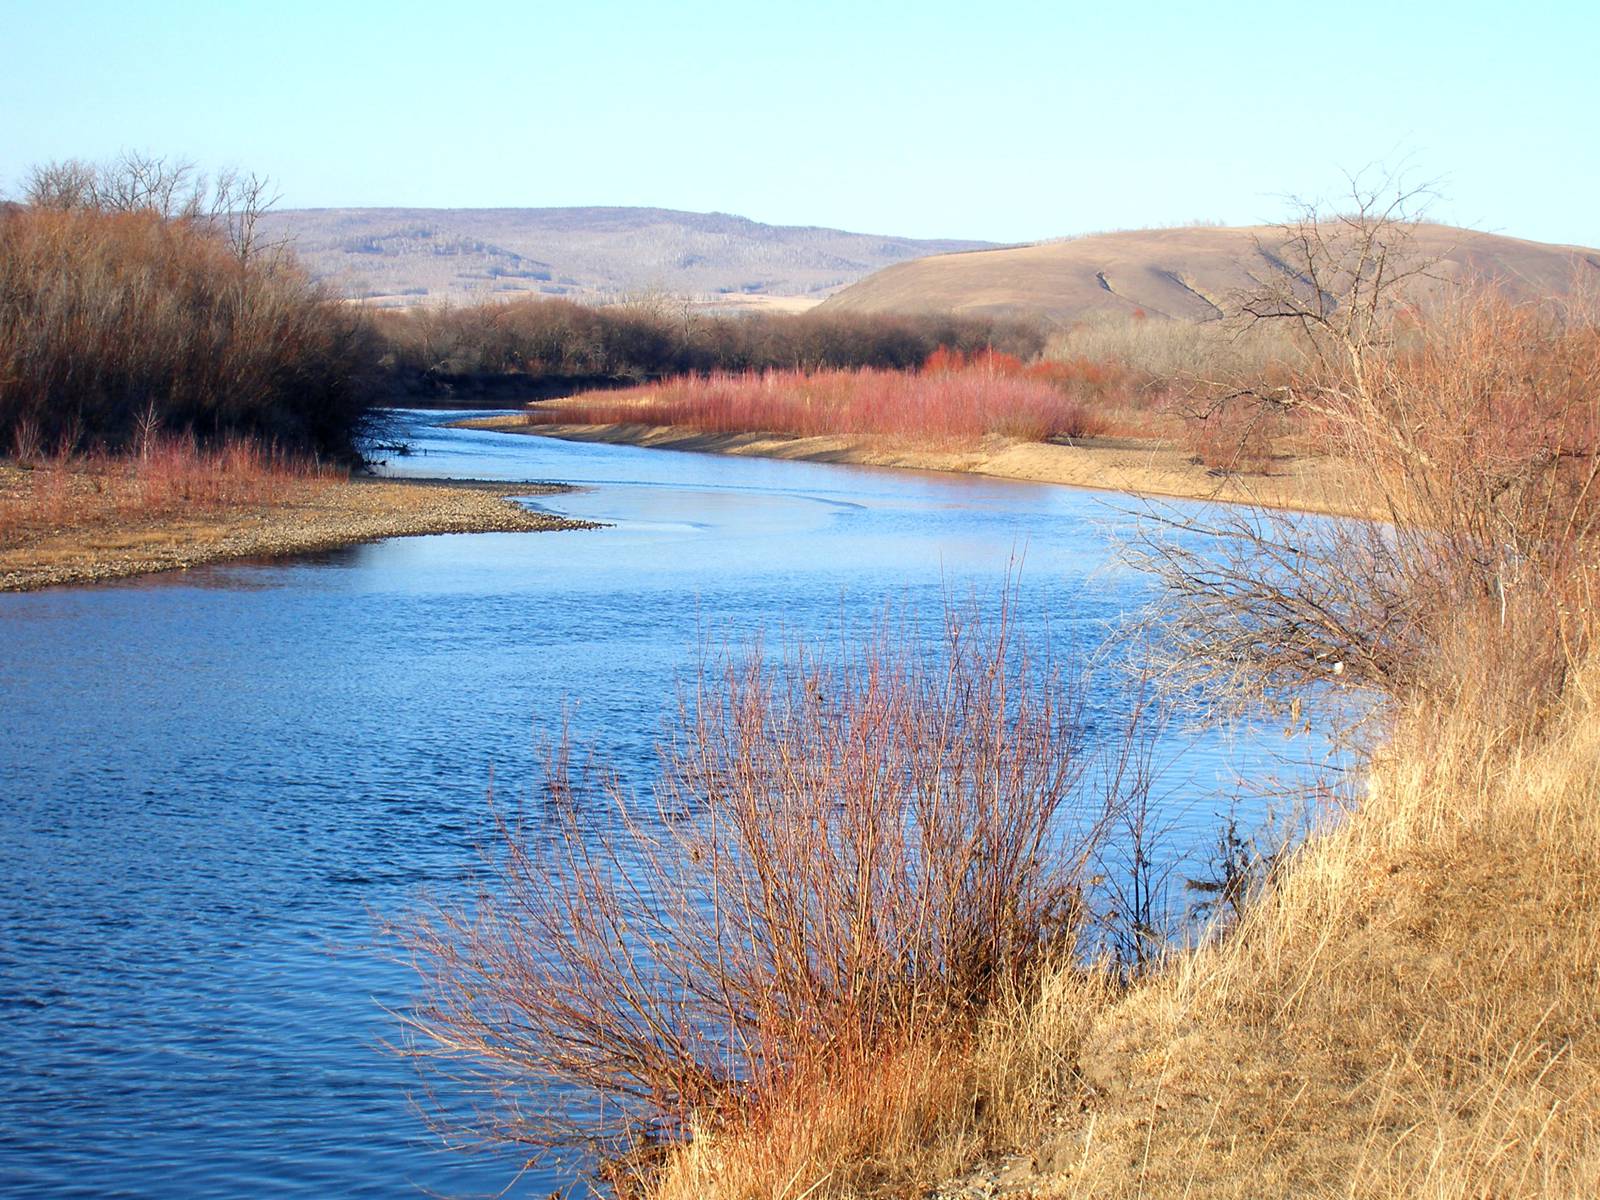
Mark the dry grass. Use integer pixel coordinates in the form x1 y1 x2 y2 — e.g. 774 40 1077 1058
815 222 1598 327
650 963 1126 1200
646 644 1600 1200
1017 653 1600 1199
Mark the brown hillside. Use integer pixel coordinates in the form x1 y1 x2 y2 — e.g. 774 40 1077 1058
818 224 1600 325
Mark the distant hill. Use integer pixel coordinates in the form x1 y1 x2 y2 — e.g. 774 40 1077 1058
818 225 1600 326
257 207 997 308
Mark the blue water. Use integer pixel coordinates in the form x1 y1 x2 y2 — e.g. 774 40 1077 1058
0 412 1331 1197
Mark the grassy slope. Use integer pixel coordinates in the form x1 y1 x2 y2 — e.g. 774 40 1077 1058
1031 673 1600 1198
818 225 1600 325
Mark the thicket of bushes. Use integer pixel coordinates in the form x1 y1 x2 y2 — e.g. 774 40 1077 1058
372 297 1046 383
0 203 377 461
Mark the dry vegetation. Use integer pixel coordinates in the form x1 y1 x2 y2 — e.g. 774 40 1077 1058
506 295 1323 477
0 434 579 591
374 298 1044 394
515 197 1599 486
648 643 1599 1200
394 607 1161 1194
395 190 1600 1199
0 157 592 589
522 352 1118 448
517 318 1311 477
0 434 339 544
815 220 1599 326
1 159 377 461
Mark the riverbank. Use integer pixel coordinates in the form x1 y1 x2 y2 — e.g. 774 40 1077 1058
956 672 1600 1198
647 650 1600 1200
0 464 590 591
459 415 1364 518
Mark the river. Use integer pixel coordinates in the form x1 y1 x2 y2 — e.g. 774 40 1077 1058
0 410 1331 1197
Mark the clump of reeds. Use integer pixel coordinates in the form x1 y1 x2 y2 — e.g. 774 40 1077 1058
0 430 339 542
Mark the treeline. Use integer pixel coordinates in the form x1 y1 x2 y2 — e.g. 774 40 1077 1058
2 157 377 460
2 154 1053 453
372 298 1046 394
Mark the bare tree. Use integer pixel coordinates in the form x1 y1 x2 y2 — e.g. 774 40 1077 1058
1237 168 1445 387
1168 169 1448 477
23 158 99 210
210 167 284 263
20 152 283 261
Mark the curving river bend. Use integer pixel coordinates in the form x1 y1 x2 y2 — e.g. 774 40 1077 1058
0 411 1330 1198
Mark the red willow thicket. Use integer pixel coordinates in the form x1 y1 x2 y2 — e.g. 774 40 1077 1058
525 356 1127 447
520 337 1210 453
392 609 1153 1183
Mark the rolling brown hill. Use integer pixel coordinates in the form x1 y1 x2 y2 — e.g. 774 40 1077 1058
818 224 1600 325
257 207 995 308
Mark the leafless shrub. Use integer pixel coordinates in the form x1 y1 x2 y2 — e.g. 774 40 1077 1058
1235 172 1444 382
390 607 1150 1187
1130 177 1600 723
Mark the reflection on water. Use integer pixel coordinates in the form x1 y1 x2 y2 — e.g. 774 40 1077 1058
0 410 1333 1198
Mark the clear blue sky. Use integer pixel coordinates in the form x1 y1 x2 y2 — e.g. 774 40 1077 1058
2 0 1595 246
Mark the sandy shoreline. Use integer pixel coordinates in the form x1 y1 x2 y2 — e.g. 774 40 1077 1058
0 470 594 592
459 415 1364 518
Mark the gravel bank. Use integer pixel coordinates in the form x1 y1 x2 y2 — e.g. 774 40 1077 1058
0 470 595 591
